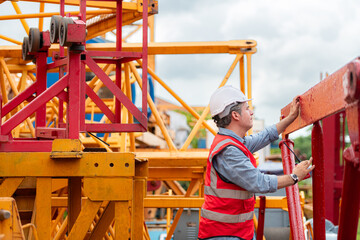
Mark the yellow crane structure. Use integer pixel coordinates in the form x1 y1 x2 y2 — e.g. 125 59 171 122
0 1 295 239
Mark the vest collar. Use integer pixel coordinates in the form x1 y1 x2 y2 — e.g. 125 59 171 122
218 127 245 144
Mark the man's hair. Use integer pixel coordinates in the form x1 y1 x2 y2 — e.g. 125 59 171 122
213 102 245 128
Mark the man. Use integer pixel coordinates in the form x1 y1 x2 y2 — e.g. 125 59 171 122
198 85 315 240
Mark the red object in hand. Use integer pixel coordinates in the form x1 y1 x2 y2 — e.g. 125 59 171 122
303 172 311 180
295 163 312 180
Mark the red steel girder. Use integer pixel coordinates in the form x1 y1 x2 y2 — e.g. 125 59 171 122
337 152 360 239
311 121 326 240
256 196 266 240
84 55 147 127
337 58 360 239
279 139 306 240
281 59 358 135
322 113 343 224
1 75 69 136
0 140 53 152
281 57 360 240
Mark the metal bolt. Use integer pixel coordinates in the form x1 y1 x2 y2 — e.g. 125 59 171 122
0 210 11 221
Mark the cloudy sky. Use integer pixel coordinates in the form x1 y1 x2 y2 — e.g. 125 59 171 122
1 0 360 136
153 0 360 131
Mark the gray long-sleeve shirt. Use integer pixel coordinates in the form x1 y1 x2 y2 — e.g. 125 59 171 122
212 125 279 193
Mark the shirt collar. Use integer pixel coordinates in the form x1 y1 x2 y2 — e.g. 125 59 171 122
218 127 245 143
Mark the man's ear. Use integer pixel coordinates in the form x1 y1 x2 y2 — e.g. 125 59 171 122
231 111 241 121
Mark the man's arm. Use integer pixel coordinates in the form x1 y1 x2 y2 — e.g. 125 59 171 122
276 96 300 134
245 125 279 152
214 146 315 192
213 146 278 193
277 157 315 188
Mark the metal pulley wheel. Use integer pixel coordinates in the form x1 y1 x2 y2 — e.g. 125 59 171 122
22 37 32 61
59 17 75 47
50 15 62 43
28 28 41 52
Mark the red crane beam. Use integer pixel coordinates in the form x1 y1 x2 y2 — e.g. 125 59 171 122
281 57 360 239
281 61 350 135
311 122 326 239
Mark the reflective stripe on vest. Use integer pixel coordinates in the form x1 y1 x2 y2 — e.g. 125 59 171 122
209 161 254 199
204 185 254 199
208 139 237 163
201 208 254 223
208 137 253 199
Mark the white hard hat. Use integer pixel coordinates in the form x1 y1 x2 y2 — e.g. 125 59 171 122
209 85 251 118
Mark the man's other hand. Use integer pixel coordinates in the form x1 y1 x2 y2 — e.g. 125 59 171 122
293 157 315 181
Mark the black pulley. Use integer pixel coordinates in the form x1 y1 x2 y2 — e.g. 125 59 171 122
59 17 74 47
22 37 32 61
50 15 62 43
28 28 41 52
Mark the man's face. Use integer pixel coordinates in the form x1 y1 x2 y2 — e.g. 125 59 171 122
239 102 254 130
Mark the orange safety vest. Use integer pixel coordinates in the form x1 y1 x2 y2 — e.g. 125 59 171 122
198 134 257 240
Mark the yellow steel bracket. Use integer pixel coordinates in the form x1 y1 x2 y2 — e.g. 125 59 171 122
0 197 25 239
50 139 83 159
137 0 159 14
83 158 147 201
254 196 305 212
227 40 257 54
83 177 133 201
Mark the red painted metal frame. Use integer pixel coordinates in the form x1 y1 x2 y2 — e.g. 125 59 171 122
35 51 47 129
1 75 69 136
47 58 68 70
85 85 116 123
322 113 344 224
338 59 360 238
279 139 306 240
2 83 38 116
311 121 326 240
37 127 67 139
80 54 86 132
280 57 360 240
0 0 149 151
86 51 142 58
85 123 145 133
256 196 266 240
0 140 53 152
142 0 148 120
115 0 122 124
338 149 360 239
67 51 81 139
84 56 147 127
281 64 348 136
